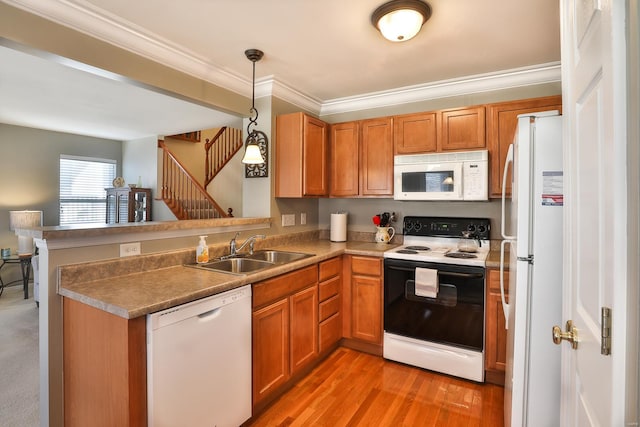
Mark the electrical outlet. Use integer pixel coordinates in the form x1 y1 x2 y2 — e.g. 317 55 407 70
120 242 141 257
282 214 295 227
300 212 307 225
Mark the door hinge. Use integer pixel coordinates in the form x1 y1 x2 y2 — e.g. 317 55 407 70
601 307 611 355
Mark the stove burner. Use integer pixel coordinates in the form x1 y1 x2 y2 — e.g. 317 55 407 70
396 249 419 254
404 246 431 251
444 252 478 259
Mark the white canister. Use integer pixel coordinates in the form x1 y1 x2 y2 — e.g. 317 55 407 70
330 212 348 242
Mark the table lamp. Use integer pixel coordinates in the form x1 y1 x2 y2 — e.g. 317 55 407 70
9 210 43 255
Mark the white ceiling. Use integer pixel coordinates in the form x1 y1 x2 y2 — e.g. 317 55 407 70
1 0 561 140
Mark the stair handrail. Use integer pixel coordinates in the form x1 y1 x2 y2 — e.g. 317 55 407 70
204 127 244 189
158 140 229 219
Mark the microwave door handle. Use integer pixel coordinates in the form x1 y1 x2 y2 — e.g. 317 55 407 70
501 144 516 240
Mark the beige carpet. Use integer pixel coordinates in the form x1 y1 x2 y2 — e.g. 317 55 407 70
0 283 39 427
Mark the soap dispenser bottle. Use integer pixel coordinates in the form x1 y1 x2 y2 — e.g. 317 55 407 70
196 235 209 264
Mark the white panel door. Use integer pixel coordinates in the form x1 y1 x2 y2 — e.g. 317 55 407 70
560 0 634 425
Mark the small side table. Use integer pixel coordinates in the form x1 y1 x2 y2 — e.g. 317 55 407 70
0 254 32 299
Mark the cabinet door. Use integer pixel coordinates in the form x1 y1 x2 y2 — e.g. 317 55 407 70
351 274 382 344
330 122 360 196
303 115 329 196
394 112 437 154
360 117 394 196
485 269 509 385
487 95 562 198
439 106 486 151
253 298 290 404
275 112 328 198
289 285 318 375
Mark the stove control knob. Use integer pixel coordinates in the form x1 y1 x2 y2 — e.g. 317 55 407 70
414 222 422 231
477 225 486 234
467 224 476 232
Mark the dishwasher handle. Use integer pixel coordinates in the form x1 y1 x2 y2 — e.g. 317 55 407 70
148 285 251 330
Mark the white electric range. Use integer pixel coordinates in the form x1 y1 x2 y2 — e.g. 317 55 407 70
383 216 491 382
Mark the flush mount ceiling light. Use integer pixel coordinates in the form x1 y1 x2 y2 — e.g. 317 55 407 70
371 0 432 42
241 48 267 165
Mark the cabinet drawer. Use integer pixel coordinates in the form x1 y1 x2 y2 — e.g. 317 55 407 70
319 312 341 353
319 257 342 282
351 256 381 276
319 275 340 301
253 265 318 309
319 294 340 322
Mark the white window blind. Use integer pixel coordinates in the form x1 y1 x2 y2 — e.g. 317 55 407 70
59 155 116 225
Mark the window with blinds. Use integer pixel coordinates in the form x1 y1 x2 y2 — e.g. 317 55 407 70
59 155 117 225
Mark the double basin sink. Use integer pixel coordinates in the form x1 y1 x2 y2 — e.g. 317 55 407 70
190 250 314 275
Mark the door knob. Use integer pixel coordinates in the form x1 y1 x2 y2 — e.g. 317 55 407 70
552 320 579 349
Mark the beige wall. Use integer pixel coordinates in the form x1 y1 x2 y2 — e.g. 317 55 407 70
0 123 122 280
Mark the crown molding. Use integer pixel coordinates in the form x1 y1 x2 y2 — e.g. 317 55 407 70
319 62 562 116
4 0 252 96
5 0 561 117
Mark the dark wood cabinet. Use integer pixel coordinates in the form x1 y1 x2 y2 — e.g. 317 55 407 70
106 187 152 223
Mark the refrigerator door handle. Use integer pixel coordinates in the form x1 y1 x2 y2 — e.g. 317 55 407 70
501 143 515 240
499 239 511 328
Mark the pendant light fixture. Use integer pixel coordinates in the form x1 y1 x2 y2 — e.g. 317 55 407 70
241 48 267 164
371 0 432 42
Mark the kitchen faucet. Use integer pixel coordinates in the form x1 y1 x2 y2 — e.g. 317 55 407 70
229 233 266 257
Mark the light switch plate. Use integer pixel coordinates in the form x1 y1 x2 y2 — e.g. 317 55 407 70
120 242 141 257
300 212 307 225
282 214 295 227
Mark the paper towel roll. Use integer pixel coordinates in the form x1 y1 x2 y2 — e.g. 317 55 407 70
330 213 348 242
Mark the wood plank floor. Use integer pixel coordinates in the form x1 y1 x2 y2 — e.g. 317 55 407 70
248 347 504 427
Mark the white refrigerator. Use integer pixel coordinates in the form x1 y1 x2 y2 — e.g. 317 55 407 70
500 111 563 427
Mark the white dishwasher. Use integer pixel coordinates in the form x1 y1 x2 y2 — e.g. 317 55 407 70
147 285 252 427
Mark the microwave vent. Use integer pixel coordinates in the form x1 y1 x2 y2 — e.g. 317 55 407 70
394 150 488 165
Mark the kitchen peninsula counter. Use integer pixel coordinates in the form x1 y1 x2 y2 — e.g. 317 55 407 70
58 239 396 319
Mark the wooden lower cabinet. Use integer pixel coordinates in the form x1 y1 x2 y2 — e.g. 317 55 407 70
485 268 510 385
252 265 319 411
63 298 147 427
318 257 342 354
342 255 383 355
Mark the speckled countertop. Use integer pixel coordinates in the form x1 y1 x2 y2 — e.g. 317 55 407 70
58 239 397 319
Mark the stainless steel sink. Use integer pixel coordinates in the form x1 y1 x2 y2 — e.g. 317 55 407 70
187 249 314 275
246 250 313 264
195 258 275 274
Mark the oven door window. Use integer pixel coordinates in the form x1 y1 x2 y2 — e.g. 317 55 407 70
384 260 485 351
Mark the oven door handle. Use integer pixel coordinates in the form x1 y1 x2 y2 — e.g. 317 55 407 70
386 265 483 279
437 271 484 279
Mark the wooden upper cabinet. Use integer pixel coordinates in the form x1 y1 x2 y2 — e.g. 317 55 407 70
360 117 394 196
330 117 393 197
487 95 562 198
439 106 486 151
330 121 360 196
275 112 329 197
394 112 437 154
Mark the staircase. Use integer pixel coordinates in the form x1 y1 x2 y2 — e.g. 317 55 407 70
158 127 243 220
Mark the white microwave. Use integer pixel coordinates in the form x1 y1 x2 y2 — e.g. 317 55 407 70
393 150 489 201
